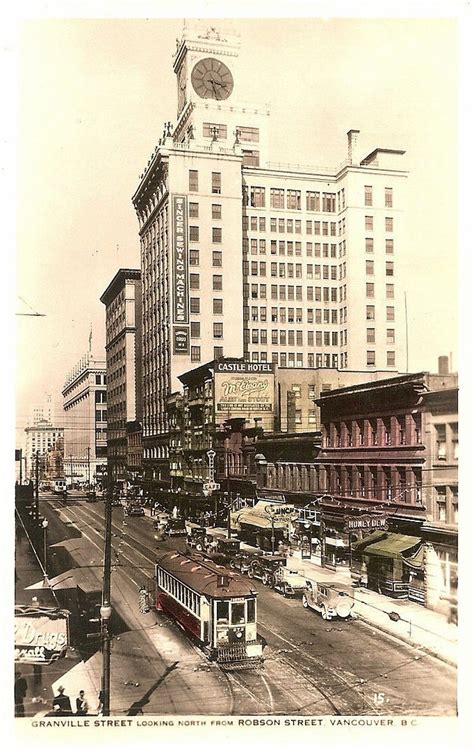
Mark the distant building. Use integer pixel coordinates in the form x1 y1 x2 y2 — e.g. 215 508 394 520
100 268 143 487
24 422 64 481
62 354 107 486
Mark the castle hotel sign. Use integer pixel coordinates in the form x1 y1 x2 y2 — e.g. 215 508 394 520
214 361 275 425
172 195 189 354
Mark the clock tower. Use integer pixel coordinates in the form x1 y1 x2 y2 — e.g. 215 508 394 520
172 22 270 165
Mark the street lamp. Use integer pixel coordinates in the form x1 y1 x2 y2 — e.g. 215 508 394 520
41 519 48 580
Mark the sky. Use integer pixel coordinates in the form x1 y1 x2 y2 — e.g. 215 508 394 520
12 9 462 440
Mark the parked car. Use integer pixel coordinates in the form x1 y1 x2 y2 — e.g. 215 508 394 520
247 554 288 585
302 581 354 620
163 517 187 536
86 490 97 502
272 566 309 597
185 522 207 550
203 531 240 564
125 503 145 517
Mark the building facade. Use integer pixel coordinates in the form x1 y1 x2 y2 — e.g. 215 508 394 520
24 422 64 481
62 355 107 486
100 269 143 487
132 23 407 483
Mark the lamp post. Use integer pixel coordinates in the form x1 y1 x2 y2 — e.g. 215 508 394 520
34 451 40 520
101 492 113 716
41 519 48 580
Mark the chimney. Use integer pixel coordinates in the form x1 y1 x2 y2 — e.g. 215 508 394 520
438 356 449 375
347 129 360 166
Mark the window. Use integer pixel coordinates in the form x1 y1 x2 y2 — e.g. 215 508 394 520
451 423 458 460
213 298 223 314
306 191 320 211
386 283 395 299
364 185 373 207
386 261 394 276
366 282 375 298
366 259 374 275
216 600 229 623
190 273 200 289
270 188 284 209
213 322 223 339
435 488 447 521
189 249 199 266
366 305 375 320
387 351 396 367
322 192 336 212
189 170 198 191
365 216 373 231
191 346 201 363
212 251 222 267
367 351 376 366
212 227 222 243
212 172 221 194
385 217 393 232
367 328 375 343
212 204 222 220
243 150 260 167
365 237 374 253
385 187 393 208
238 125 259 142
189 202 199 218
436 425 447 460
190 297 200 314
190 322 200 338
386 328 395 344
203 122 227 139
386 306 395 321
250 186 265 207
287 190 301 210
386 239 394 254
259 217 266 232
189 226 199 242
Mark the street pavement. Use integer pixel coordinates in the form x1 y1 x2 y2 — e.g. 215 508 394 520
16 494 457 717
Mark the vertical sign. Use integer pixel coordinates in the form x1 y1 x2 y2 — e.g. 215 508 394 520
172 195 189 354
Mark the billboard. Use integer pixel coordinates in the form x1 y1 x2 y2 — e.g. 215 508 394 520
14 606 69 665
172 195 189 354
214 361 274 425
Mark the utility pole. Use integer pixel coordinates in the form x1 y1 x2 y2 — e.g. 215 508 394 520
100 494 113 715
35 452 39 519
87 447 91 488
69 455 73 489
226 449 231 539
19 449 23 485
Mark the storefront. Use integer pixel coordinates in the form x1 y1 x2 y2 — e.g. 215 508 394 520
231 501 297 552
351 531 424 599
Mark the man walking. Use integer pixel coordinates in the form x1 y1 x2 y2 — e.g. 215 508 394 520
14 671 28 717
52 685 72 715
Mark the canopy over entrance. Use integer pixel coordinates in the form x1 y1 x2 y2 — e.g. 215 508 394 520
353 531 422 561
231 501 297 530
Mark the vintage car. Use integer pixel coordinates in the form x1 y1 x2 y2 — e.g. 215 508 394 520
302 581 354 620
246 554 288 585
163 517 187 536
185 522 207 550
271 566 309 597
228 547 262 574
85 490 97 502
203 531 241 564
125 503 145 517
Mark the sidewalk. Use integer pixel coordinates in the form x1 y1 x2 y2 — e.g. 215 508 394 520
287 551 458 667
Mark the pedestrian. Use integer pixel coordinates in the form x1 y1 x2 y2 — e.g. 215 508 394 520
75 690 88 716
14 670 28 718
52 685 72 716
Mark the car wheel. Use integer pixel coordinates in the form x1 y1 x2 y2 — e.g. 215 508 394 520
248 567 254 579
282 583 287 597
321 607 328 620
196 543 203 552
302 594 309 608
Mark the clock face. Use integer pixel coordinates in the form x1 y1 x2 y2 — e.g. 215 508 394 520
191 58 234 100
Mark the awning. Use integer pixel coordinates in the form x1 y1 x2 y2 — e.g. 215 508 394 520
352 531 422 560
232 501 296 530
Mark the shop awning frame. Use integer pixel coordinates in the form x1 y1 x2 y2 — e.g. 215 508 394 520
352 531 422 560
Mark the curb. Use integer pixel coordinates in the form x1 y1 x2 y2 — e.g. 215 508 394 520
354 613 457 669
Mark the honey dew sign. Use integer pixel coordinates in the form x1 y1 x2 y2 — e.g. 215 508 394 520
15 607 69 665
214 361 274 422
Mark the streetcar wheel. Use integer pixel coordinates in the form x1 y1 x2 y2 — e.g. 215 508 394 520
302 594 309 608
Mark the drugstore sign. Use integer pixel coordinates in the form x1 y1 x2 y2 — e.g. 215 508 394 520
14 608 69 665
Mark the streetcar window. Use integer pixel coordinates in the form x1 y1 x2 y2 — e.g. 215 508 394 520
216 600 229 623
247 599 256 624
231 602 245 625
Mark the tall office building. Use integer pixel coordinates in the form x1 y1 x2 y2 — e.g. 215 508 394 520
100 268 143 486
132 23 407 483
62 354 107 486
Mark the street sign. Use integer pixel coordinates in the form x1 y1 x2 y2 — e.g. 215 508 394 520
203 482 220 492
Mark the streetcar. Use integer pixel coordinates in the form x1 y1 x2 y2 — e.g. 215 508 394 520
52 479 67 495
155 549 264 669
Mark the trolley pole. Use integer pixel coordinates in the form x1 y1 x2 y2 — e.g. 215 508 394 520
101 493 113 716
